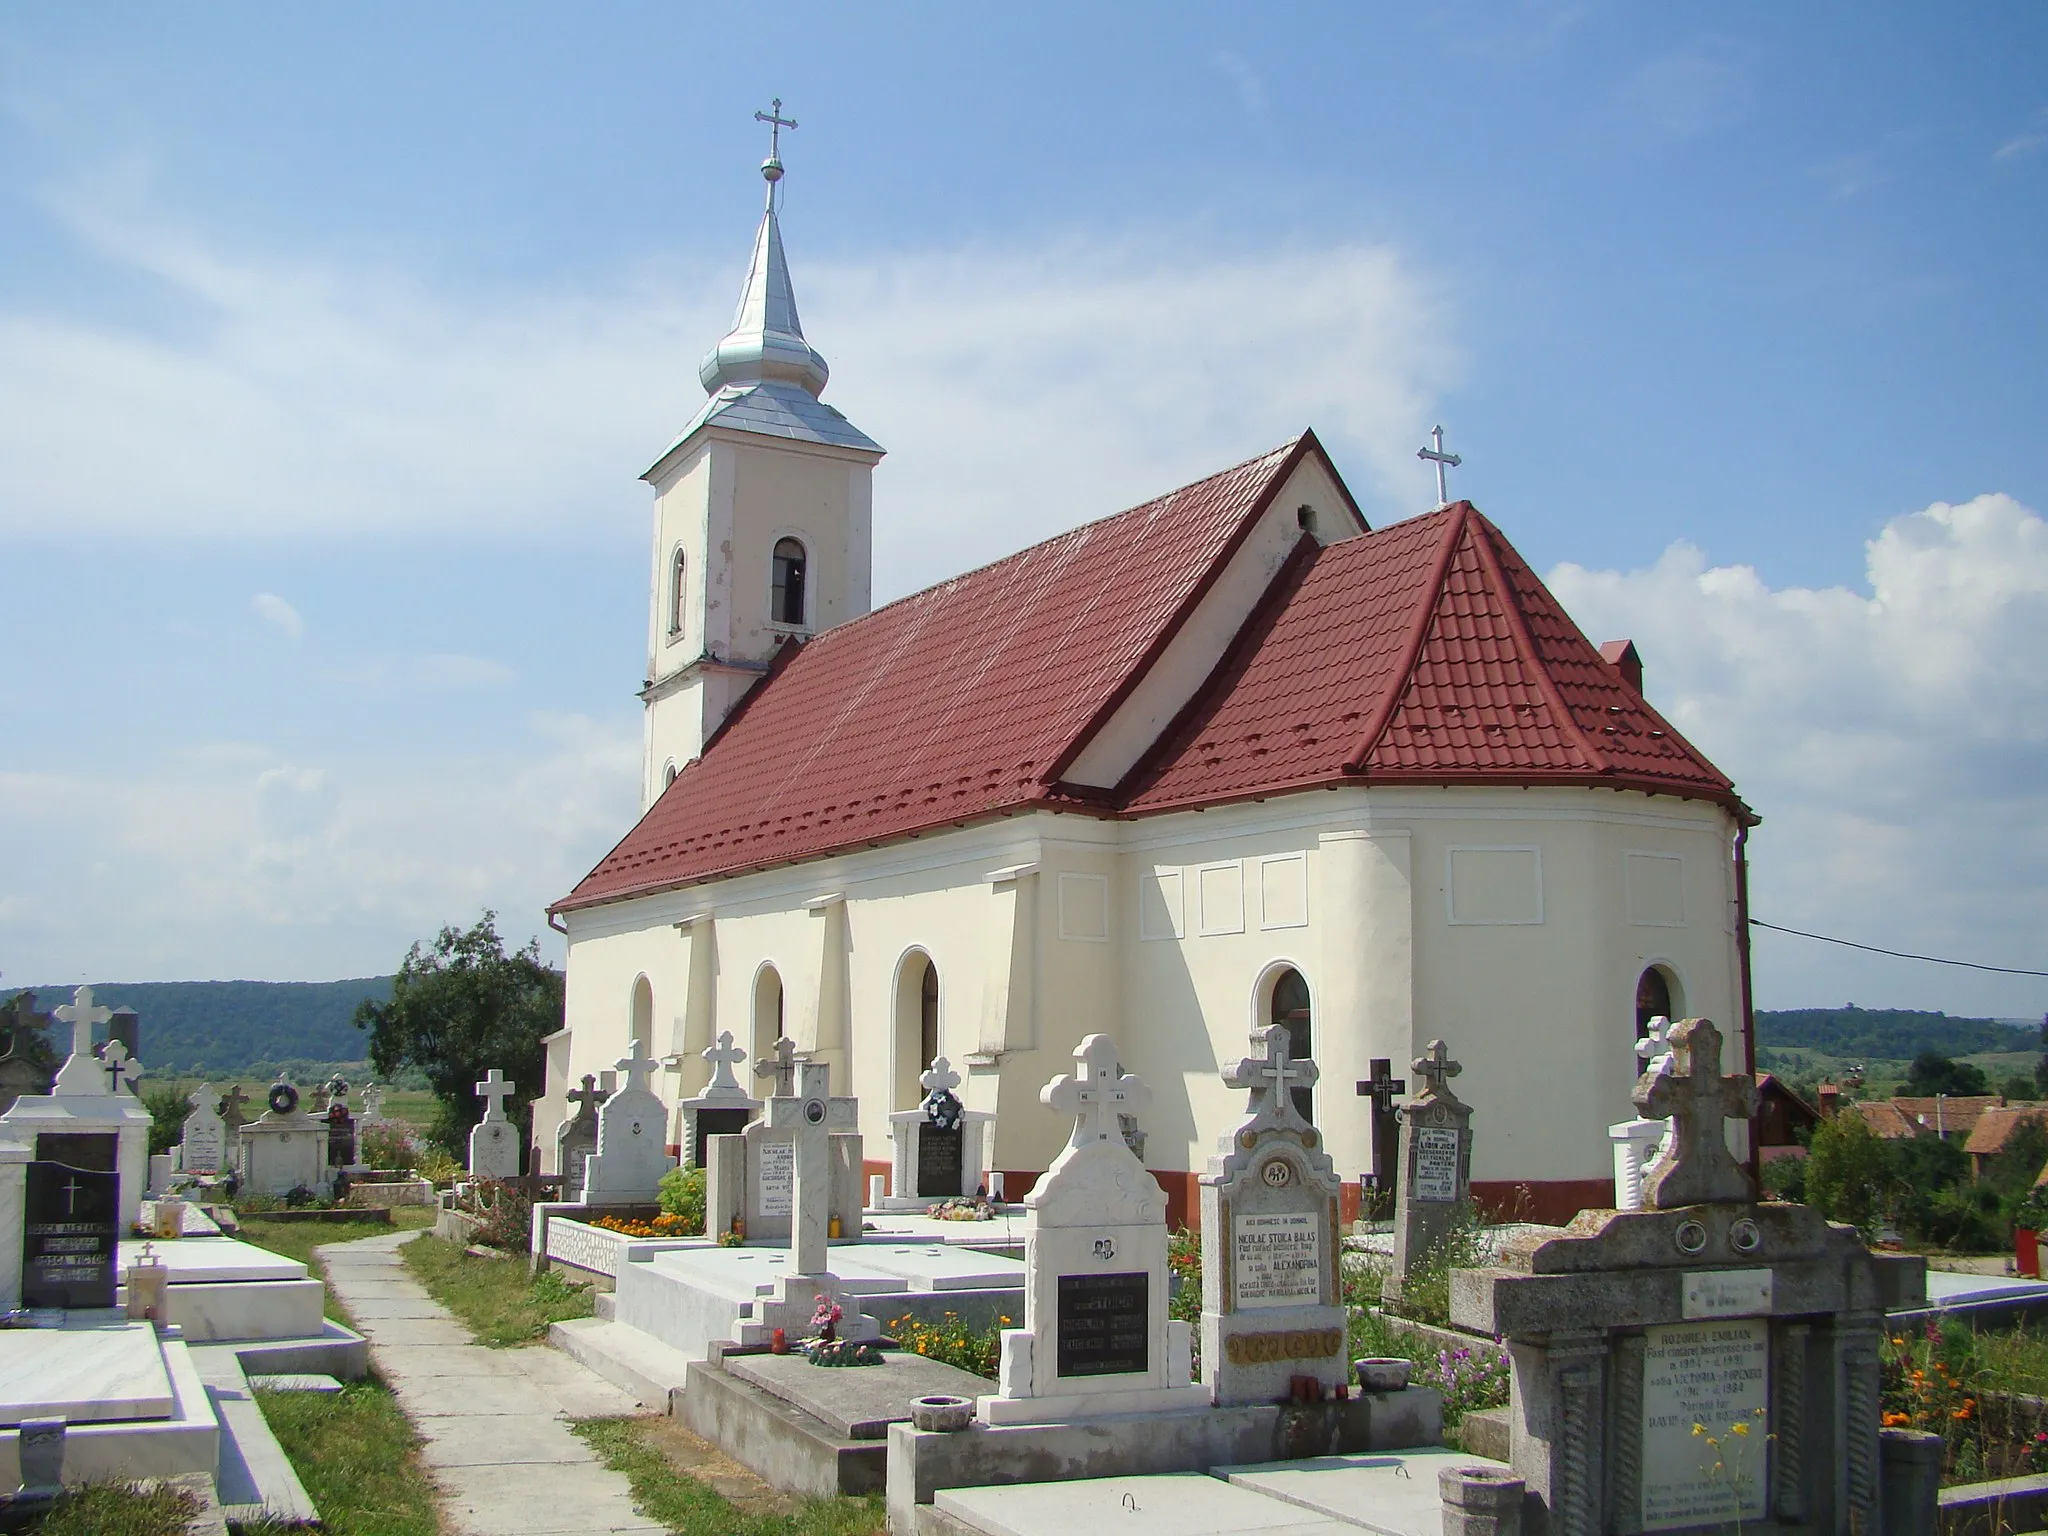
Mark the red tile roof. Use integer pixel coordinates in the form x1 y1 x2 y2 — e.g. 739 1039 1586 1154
556 445 1748 914
1963 1104 2048 1158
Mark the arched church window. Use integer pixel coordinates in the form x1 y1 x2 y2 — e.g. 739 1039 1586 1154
663 760 678 788
1268 968 1314 1123
668 547 688 638
892 951 938 1110
753 965 785 1065
771 538 808 627
1635 965 1680 1066
920 961 940 1072
630 976 654 1060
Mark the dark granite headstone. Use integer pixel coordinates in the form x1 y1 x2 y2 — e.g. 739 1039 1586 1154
916 1124 964 1197
24 1161 119 1308
1056 1271 1149 1378
692 1107 751 1170
326 1103 356 1167
108 1007 140 1062
34 1132 116 1172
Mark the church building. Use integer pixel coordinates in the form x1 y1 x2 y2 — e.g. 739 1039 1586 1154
541 136 1758 1226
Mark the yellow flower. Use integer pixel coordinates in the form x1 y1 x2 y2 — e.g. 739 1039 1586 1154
1730 1422 1751 1436
1692 1423 1706 1437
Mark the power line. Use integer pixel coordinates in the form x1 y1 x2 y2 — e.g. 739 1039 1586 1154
1749 919 2048 979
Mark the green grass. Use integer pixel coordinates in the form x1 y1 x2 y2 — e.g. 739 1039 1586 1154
23 1482 199 1536
400 1234 594 1345
233 1207 435 1324
573 1418 885 1536
254 1380 442 1536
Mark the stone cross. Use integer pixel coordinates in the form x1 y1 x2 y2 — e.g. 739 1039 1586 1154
474 1069 515 1123
763 1057 853 1277
1635 1017 1759 1209
1043 1034 1151 1152
753 1036 798 1098
1636 1014 1674 1076
567 1074 606 1116
1411 1039 1462 1099
219 1084 251 1133
362 1084 385 1123
51 985 114 1092
99 1039 141 1095
1355 1057 1407 1191
703 1031 747 1094
919 1057 962 1098
1224 1023 1318 1121
615 1047 660 1096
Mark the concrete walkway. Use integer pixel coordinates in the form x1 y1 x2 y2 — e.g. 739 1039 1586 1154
316 1230 663 1536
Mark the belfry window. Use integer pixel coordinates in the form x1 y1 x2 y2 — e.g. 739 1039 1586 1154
668 547 688 637
1269 968 1314 1123
771 538 808 627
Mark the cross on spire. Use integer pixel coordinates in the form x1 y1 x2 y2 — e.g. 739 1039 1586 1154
1411 1039 1462 1100
1043 1034 1151 1153
754 1035 799 1098
754 97 798 192
1417 424 1462 507
702 1031 748 1094
474 1069 516 1123
1225 1023 1319 1121
1635 1017 1759 1209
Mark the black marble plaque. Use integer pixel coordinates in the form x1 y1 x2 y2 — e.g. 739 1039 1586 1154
34 1132 116 1172
24 1160 119 1309
693 1108 752 1169
1056 1271 1149 1378
917 1125 964 1197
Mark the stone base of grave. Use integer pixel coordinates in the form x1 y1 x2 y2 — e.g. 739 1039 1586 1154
678 1345 994 1498
734 1274 883 1349
973 1383 1211 1426
116 1234 328 1343
885 1387 1445 1533
0 1319 222 1487
549 1317 695 1410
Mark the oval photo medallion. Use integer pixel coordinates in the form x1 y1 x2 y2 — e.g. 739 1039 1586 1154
1261 1158 1293 1188
804 1099 826 1125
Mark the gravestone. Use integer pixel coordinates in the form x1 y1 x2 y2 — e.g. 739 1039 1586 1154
977 1034 1205 1425
23 1159 119 1308
884 1057 995 1208
324 1075 356 1168
178 1087 227 1175
218 1083 253 1140
1450 1017 1931 1536
555 1073 608 1197
1385 1038 1474 1309
674 1031 761 1170
1200 1023 1348 1406
0 1138 31 1308
468 1068 522 1181
239 1076 332 1197
1354 1056 1407 1210
360 1084 387 1126
579 1050 674 1205
706 1055 862 1245
0 987 154 1229
107 1006 140 1063
1610 1017 1675 1212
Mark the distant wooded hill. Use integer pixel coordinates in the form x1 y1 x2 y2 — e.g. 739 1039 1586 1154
15 977 394 1075
1757 1006 2038 1061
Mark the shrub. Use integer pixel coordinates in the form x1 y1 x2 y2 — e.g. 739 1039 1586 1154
888 1310 1010 1379
1805 1111 1895 1237
1386 1204 1487 1328
359 1121 422 1173
465 1179 534 1251
141 1084 189 1158
414 1146 463 1187
1761 1155 1806 1203
657 1165 707 1234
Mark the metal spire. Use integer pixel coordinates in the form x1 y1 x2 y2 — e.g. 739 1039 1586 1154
1417 424 1462 507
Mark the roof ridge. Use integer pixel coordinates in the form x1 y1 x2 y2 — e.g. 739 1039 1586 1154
1465 509 1612 776
1341 503 1469 772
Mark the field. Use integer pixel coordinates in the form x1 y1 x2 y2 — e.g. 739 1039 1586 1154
1756 1047 2040 1100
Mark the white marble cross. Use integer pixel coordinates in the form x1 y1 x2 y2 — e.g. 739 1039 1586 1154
1635 1017 1759 1209
703 1031 748 1094
1224 1024 1318 1119
754 1036 798 1098
1636 1015 1674 1079
1043 1034 1151 1152
51 986 114 1092
474 1069 516 1123
1411 1039 1462 1100
100 1038 141 1095
919 1057 962 1098
616 1047 660 1096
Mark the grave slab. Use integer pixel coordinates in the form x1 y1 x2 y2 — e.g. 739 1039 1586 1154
726 1349 995 1439
0 1318 173 1425
0 1328 219 1486
936 1472 1358 1536
1215 1449 1517 1536
851 1243 1024 1293
149 1277 326 1342
116 1235 306 1283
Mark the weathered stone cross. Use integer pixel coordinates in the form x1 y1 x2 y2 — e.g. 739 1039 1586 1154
220 1084 251 1131
1411 1039 1462 1100
474 1069 516 1123
1044 1034 1151 1152
754 1036 798 1098
1635 1017 1759 1209
702 1031 748 1094
567 1074 607 1117
1225 1023 1319 1120
615 1047 660 1097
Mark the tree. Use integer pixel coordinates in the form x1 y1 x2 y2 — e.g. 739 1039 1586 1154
2036 1013 2048 1098
2004 1074 2039 1103
1898 1052 1988 1098
1804 1110 1896 1237
352 913 562 1156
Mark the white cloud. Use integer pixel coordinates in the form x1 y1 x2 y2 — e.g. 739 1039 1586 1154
1548 493 2048 1018
0 713 639 981
250 592 304 640
0 188 1459 597
1994 109 2048 162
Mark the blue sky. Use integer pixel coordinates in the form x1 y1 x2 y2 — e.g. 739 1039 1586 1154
2 3 2043 1019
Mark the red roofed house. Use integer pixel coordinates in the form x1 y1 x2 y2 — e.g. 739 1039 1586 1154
541 151 1758 1228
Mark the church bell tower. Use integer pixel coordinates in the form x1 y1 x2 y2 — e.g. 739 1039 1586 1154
638 102 884 809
